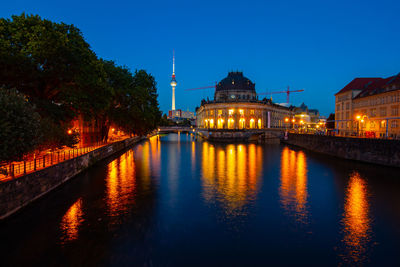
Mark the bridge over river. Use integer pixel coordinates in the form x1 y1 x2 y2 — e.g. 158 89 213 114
158 126 286 142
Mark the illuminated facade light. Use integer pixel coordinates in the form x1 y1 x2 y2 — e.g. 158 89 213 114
250 118 255 128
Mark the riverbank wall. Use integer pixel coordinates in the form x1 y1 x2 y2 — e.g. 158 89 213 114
283 133 400 167
0 136 144 220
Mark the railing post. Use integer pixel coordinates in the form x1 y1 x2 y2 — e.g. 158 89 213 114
11 164 14 178
43 155 45 167
51 153 53 165
24 161 26 174
34 158 36 170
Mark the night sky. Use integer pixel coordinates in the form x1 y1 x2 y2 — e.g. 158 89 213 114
2 0 400 116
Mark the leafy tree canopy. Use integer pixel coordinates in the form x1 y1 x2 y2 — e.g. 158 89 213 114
0 89 41 163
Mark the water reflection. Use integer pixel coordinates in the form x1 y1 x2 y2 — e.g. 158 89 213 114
279 147 309 224
106 150 137 218
60 198 83 243
341 172 371 264
201 142 262 215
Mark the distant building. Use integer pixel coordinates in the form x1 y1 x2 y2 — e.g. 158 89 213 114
196 72 292 129
335 73 400 138
168 109 195 120
292 103 320 124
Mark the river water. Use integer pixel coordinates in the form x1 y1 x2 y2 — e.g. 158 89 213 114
1 133 399 266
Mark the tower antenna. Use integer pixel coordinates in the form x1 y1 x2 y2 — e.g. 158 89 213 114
170 50 177 110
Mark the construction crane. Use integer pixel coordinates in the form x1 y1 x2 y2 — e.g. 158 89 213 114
184 83 217 91
258 86 304 104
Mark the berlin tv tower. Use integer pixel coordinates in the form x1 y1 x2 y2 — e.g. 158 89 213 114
170 50 177 111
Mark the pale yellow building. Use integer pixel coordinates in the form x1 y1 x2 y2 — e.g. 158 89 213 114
196 72 292 130
335 74 400 138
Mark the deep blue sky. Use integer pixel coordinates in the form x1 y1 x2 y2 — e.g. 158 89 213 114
2 0 400 115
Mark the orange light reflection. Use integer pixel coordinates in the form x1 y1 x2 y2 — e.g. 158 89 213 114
201 142 262 216
60 198 83 243
341 172 371 264
279 147 309 224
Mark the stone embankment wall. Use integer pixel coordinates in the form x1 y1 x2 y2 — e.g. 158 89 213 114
0 137 143 220
197 129 283 143
283 133 400 167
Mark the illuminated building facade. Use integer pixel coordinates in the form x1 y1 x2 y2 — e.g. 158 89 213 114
335 74 400 138
196 72 292 129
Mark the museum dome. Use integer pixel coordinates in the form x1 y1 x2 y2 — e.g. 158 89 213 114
216 72 255 92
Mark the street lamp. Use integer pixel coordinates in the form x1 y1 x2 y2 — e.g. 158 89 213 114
299 120 304 133
356 114 368 137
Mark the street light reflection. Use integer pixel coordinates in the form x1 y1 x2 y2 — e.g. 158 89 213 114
341 172 371 264
279 147 309 224
201 142 262 217
60 198 83 244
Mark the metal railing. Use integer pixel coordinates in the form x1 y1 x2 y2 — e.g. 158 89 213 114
0 142 107 182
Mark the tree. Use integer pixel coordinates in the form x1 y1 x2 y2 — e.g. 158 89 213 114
0 14 161 160
0 13 111 146
102 60 161 136
0 89 41 163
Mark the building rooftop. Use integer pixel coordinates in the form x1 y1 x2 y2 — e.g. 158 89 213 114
335 78 382 95
216 72 255 92
355 74 400 98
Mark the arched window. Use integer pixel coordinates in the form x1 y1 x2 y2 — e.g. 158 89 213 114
250 118 255 129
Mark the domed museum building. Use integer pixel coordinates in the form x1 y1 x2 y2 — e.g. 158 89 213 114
196 72 292 130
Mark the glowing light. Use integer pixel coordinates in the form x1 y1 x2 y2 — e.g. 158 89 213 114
228 118 235 129
217 118 224 129
239 118 245 129
250 118 255 129
292 119 295 123
341 172 371 264
284 117 289 122
239 109 244 115
60 198 83 243
209 118 214 128
356 115 361 120
228 109 234 115
68 129 72 135
279 147 309 224
201 143 262 215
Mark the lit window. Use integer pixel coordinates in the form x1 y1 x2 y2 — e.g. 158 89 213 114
228 109 234 115
250 110 255 115
228 118 235 129
249 118 255 128
239 109 244 115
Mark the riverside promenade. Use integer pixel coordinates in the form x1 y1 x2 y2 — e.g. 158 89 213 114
0 135 146 220
0 136 129 182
